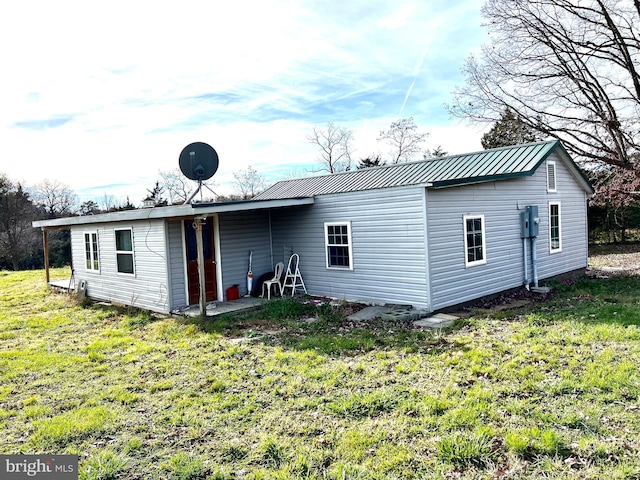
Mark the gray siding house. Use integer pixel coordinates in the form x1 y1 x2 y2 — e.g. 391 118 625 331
33 140 593 314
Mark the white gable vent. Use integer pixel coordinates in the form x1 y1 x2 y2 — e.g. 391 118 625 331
547 160 557 192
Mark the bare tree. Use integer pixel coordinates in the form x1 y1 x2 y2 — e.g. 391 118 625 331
32 179 77 217
159 169 191 204
0 174 40 270
159 168 217 204
232 165 267 200
448 0 640 176
99 193 117 212
307 121 354 173
378 117 429 164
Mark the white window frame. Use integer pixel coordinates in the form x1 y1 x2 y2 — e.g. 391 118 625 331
547 160 557 193
114 228 135 275
549 202 562 253
83 231 100 272
463 215 487 267
324 222 353 270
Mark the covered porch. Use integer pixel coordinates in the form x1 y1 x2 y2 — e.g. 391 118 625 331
33 197 314 316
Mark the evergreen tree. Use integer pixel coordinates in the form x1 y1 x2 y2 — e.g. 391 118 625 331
481 108 540 150
79 200 101 215
357 154 385 169
143 181 168 207
428 146 448 158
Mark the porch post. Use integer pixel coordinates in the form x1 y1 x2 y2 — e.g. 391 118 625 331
193 217 207 318
42 228 50 284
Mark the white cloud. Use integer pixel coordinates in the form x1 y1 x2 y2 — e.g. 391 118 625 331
0 0 488 205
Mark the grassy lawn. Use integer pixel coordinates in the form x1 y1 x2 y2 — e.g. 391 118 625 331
1 268 639 479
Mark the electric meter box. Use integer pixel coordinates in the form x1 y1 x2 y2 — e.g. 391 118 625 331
521 206 540 238
520 210 530 238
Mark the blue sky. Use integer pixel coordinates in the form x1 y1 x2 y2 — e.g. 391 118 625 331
0 0 488 205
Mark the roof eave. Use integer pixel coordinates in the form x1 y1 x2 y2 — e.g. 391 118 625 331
550 141 595 195
32 197 315 229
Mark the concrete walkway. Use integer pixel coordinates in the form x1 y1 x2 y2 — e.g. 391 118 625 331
172 296 265 317
49 278 75 292
413 313 459 329
347 304 460 329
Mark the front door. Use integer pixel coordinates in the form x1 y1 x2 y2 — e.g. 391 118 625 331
184 218 217 304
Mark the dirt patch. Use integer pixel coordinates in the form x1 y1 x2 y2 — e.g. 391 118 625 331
467 244 640 314
589 242 640 275
463 287 548 314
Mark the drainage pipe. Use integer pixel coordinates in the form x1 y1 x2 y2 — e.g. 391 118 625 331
531 236 539 288
523 237 529 289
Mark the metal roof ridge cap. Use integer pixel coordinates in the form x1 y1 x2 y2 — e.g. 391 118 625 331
432 139 556 162
526 140 561 173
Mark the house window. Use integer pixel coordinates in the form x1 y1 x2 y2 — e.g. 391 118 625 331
115 228 135 275
547 160 557 192
84 232 99 271
325 222 353 269
549 202 562 252
463 215 487 267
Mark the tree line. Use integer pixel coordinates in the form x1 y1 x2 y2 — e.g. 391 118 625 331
0 166 268 271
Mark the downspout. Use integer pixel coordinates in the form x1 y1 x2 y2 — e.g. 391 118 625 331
520 209 530 290
523 237 529 290
531 236 538 288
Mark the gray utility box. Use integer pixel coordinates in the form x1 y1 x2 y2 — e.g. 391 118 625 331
520 205 539 238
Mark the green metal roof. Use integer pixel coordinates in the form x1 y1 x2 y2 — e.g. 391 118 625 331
254 140 594 200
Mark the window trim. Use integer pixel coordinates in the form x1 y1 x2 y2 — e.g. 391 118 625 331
324 221 353 270
83 231 100 272
547 160 557 193
114 228 135 276
549 202 562 253
463 215 487 267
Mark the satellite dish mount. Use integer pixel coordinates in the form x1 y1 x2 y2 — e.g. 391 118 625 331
179 142 219 204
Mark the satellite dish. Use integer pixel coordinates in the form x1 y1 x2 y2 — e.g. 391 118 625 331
179 142 219 181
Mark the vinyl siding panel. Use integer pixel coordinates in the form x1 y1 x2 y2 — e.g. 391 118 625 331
536 159 589 277
71 219 170 313
270 187 429 308
167 220 187 310
427 152 588 311
218 210 272 297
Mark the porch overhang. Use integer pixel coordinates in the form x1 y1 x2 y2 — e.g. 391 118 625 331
31 197 314 286
32 197 315 229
